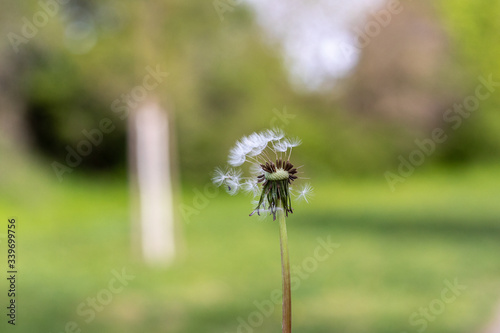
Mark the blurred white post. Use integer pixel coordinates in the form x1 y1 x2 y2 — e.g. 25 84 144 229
130 100 176 265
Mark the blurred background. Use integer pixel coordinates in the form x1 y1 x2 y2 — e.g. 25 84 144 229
1 0 500 332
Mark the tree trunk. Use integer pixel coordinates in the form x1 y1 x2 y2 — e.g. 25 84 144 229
128 99 176 265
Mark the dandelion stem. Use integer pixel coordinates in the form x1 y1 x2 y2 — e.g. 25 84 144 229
278 210 292 333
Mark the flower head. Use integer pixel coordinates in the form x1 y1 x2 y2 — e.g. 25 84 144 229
213 129 311 220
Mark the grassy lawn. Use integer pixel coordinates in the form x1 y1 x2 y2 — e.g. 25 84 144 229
1 165 500 332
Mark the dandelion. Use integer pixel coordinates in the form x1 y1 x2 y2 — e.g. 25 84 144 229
213 129 310 219
213 128 312 333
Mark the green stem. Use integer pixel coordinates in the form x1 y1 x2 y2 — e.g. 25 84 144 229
278 210 292 333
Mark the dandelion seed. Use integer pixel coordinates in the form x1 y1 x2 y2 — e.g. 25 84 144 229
249 163 264 177
286 137 302 148
212 167 230 186
228 142 250 166
297 183 313 203
225 169 242 195
263 128 285 142
242 179 260 196
273 140 289 152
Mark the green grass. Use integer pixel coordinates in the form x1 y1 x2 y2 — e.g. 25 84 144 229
1 165 500 332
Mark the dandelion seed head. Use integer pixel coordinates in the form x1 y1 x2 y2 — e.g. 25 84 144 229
214 128 310 219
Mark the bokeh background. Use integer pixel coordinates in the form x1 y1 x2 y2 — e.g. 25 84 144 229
1 0 500 332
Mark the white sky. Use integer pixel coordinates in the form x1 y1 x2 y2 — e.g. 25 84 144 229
244 0 387 91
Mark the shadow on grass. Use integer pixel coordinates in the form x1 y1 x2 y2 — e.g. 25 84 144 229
293 209 500 240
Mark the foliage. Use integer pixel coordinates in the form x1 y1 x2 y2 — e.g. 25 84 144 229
435 0 500 162
3 0 500 181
